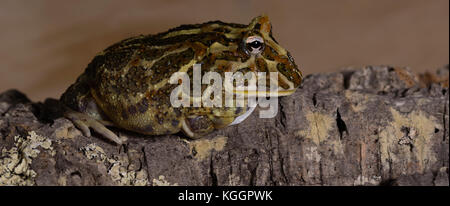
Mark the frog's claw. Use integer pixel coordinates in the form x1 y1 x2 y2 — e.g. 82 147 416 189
64 108 125 145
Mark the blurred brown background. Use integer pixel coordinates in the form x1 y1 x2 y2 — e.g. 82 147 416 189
0 0 448 101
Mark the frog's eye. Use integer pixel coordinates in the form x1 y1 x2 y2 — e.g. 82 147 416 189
245 36 265 55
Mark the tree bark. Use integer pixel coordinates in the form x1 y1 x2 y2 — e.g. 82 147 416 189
0 65 448 186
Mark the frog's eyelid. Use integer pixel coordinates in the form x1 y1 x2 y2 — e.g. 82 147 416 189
245 36 264 44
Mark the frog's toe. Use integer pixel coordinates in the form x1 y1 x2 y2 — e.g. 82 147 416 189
88 119 124 145
64 109 124 145
72 118 91 137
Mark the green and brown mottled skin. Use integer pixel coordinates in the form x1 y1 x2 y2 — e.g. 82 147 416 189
60 15 302 144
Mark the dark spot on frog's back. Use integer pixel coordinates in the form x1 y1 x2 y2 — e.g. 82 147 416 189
121 109 129 120
128 105 137 115
138 98 149 113
156 115 164 125
171 120 179 127
173 108 182 117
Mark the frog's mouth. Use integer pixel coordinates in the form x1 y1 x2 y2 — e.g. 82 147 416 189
229 72 298 97
233 86 297 97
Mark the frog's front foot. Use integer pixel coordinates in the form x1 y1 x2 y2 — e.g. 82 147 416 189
64 108 126 145
181 116 215 139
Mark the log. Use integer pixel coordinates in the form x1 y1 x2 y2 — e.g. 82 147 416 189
0 65 448 186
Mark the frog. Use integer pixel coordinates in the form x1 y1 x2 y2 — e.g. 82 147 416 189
60 15 302 145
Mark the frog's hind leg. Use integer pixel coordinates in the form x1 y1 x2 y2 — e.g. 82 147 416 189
62 93 125 144
64 107 125 145
61 74 125 144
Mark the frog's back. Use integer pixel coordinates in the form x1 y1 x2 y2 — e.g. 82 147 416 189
75 20 249 94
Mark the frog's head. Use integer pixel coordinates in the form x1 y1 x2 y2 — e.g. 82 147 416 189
242 15 302 96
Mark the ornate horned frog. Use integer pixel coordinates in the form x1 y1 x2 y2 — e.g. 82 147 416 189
61 15 302 144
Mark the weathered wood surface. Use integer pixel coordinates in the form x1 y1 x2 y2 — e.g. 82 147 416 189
0 65 448 186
